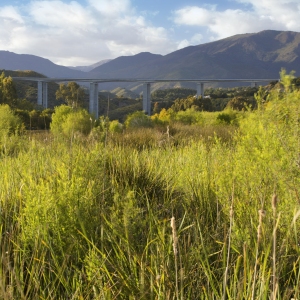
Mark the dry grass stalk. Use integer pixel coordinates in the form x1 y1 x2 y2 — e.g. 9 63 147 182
251 209 266 300
272 194 278 300
223 192 234 300
171 216 179 300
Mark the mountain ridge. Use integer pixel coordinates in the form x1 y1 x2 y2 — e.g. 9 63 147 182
87 30 300 84
67 59 112 72
1 30 300 91
0 50 87 78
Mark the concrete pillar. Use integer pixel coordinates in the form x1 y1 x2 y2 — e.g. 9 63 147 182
42 82 48 108
94 83 99 119
37 81 43 106
251 82 257 88
143 82 151 115
196 82 204 98
89 82 99 118
89 82 94 114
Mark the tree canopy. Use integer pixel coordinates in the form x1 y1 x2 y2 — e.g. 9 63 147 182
50 105 93 137
171 96 213 112
0 72 18 106
55 82 86 108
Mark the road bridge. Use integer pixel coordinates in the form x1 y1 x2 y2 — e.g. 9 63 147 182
12 77 279 118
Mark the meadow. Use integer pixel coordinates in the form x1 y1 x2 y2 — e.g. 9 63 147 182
1 74 300 299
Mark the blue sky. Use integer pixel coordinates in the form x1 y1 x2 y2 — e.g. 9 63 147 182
0 0 299 66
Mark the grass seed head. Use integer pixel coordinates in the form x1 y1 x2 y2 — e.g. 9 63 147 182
171 216 178 255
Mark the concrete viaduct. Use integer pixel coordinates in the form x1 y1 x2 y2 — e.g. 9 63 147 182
12 77 278 118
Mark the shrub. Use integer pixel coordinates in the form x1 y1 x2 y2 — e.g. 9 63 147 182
50 105 73 135
51 105 93 137
109 120 123 133
216 109 239 125
62 109 92 136
124 111 153 128
174 108 202 125
226 96 256 111
0 104 23 135
151 108 174 125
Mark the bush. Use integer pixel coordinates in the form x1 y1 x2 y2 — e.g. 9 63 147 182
0 104 23 135
125 111 153 128
109 120 123 133
50 105 73 135
215 109 240 125
151 108 174 125
62 109 92 136
174 108 202 125
51 105 93 137
226 96 256 111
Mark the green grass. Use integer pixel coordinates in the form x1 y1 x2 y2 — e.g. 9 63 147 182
1 75 300 299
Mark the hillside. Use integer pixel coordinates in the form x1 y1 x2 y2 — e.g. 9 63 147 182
1 70 63 108
0 51 87 78
89 30 300 91
68 59 112 72
1 30 300 92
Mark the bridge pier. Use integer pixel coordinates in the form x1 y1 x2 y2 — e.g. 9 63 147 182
89 82 99 118
37 81 48 108
143 82 151 115
37 81 43 106
11 77 278 118
196 82 204 98
43 82 48 108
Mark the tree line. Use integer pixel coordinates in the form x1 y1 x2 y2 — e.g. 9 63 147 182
1 70 300 131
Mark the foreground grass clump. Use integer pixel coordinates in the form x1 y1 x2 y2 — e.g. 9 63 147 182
1 73 300 299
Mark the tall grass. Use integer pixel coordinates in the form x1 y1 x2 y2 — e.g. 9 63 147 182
1 74 300 298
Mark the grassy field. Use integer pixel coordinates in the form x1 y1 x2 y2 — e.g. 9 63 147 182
1 75 300 299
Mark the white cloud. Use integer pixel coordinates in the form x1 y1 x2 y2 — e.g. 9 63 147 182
0 6 25 47
88 0 131 16
0 6 24 23
177 33 203 50
177 39 190 49
28 1 95 29
191 33 203 44
173 0 300 41
236 0 300 30
0 0 175 66
2 0 299 66
174 6 213 26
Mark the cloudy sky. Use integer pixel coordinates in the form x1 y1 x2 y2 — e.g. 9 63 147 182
0 0 300 66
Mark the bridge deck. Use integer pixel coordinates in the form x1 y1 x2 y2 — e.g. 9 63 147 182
12 77 279 83
11 77 279 118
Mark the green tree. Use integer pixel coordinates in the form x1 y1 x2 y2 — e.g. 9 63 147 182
109 120 123 133
226 96 255 111
174 108 202 125
0 104 23 135
62 109 92 136
171 96 213 112
55 82 86 108
125 111 153 128
151 88 196 102
51 105 93 137
0 72 18 106
50 105 73 135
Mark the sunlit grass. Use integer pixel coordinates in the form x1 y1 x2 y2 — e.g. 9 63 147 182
1 75 300 298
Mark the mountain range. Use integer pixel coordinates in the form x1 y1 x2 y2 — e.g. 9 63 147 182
67 59 112 72
1 30 300 91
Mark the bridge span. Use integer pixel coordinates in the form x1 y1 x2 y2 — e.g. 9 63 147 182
12 77 279 118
